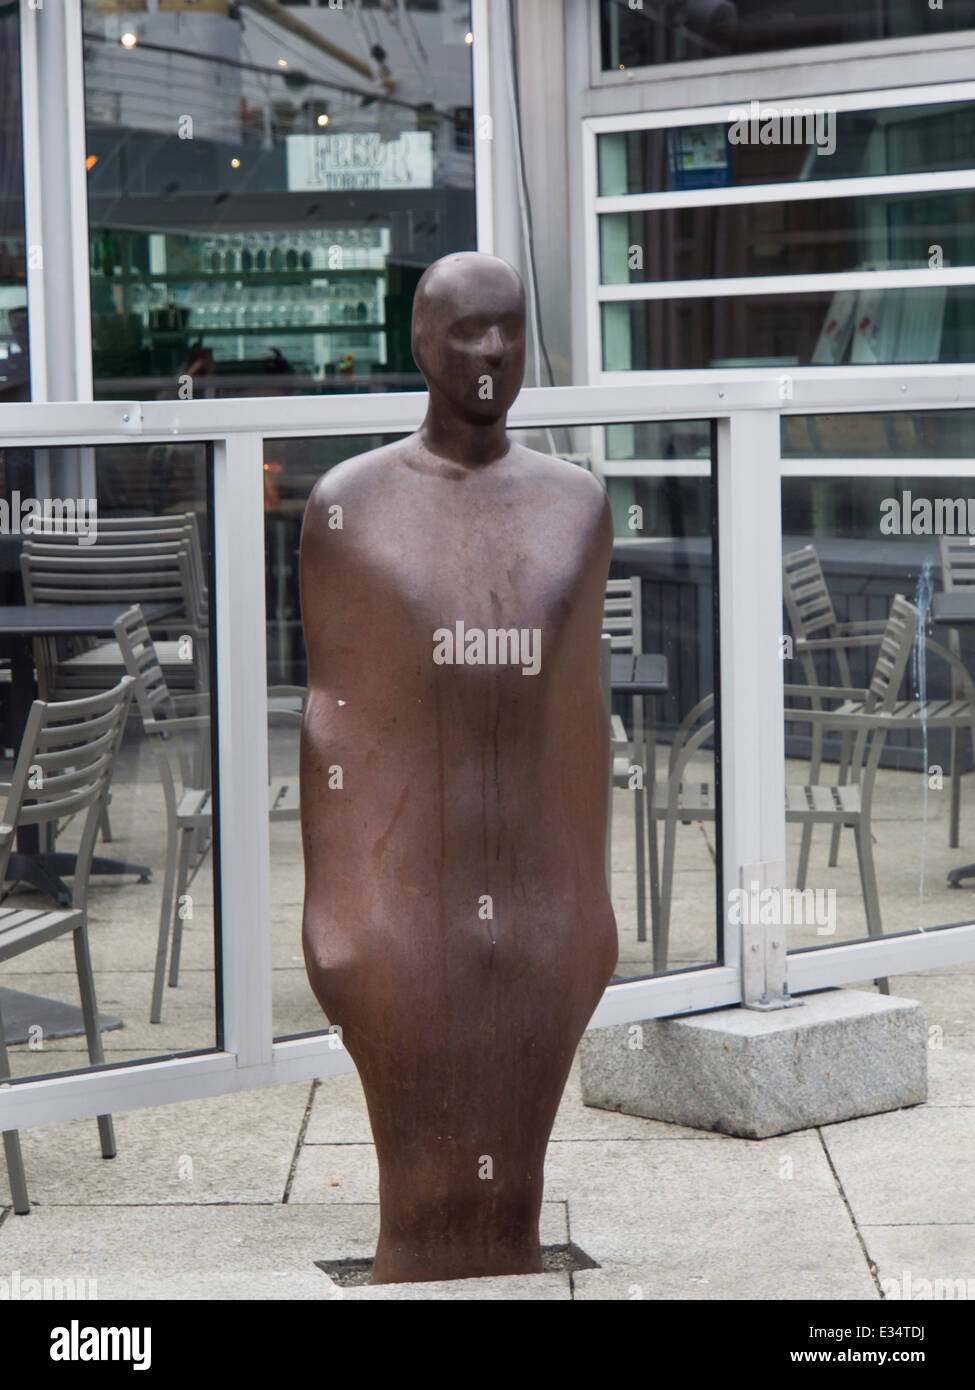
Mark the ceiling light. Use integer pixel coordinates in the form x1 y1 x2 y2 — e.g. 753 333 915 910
120 31 138 49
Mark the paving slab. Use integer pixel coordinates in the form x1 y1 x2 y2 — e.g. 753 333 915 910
559 1129 872 1299
7 1082 311 1207
337 1272 571 1300
925 1040 975 1106
571 1257 876 1301
304 1073 374 1145
821 1106 975 1226
859 1224 975 1299
0 1204 354 1300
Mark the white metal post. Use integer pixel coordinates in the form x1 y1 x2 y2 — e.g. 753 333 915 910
211 433 274 1069
716 410 787 988
18 0 93 406
470 0 494 255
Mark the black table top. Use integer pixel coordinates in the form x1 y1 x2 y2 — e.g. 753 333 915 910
0 601 177 638
611 652 669 694
932 592 975 626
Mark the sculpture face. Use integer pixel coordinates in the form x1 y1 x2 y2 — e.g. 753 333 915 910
411 252 526 424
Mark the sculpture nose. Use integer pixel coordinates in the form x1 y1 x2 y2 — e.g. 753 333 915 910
482 324 504 364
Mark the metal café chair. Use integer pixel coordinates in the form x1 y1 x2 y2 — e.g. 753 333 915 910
0 675 135 1214
113 606 303 1023
649 597 920 977
783 545 975 870
20 513 207 699
602 577 654 946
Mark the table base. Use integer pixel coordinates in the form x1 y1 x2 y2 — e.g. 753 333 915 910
5 852 151 907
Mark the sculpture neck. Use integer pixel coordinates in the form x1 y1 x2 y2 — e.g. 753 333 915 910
417 402 510 471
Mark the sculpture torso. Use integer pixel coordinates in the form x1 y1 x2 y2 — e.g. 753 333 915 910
301 436 617 1025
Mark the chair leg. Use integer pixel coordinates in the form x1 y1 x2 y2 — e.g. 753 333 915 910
949 725 960 850
99 801 113 845
2 1132 30 1214
647 798 660 947
796 825 813 893
0 1004 30 1214
634 778 646 945
853 821 888 993
73 926 116 1159
654 812 677 973
798 719 825 890
168 827 195 989
151 822 182 1024
829 731 852 868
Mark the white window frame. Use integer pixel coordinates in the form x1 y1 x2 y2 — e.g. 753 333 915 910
583 80 975 385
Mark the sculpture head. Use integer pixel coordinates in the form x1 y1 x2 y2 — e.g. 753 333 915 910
411 252 526 426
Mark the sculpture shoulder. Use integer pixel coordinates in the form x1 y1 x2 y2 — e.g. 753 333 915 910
513 446 613 541
304 441 400 525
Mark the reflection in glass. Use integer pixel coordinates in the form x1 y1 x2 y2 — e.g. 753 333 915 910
0 445 217 1082
599 194 975 285
782 465 975 949
597 103 975 196
82 0 475 398
603 287 975 370
599 1 975 73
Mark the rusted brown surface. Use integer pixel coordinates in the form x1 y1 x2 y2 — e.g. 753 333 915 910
300 252 617 1283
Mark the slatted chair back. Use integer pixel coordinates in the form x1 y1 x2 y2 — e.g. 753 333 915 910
940 536 975 591
782 545 842 688
112 605 207 800
87 514 209 630
0 677 134 912
782 545 838 640
603 577 642 655
853 595 919 815
21 538 195 614
864 594 918 713
112 606 179 727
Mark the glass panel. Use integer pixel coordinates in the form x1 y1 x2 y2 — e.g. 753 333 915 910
602 286 974 370
0 6 29 402
599 193 975 284
599 0 975 72
266 423 719 1043
783 411 975 460
781 444 975 951
596 102 975 195
598 423 718 979
0 443 218 1081
82 0 475 398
